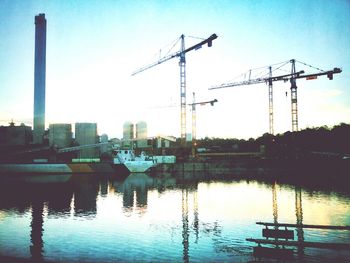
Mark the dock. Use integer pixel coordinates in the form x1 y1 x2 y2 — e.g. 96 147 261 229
247 221 350 259
256 221 350 230
247 238 350 250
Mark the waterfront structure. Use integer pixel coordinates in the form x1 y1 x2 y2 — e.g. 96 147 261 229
33 14 47 144
156 136 176 148
123 122 134 140
0 122 32 146
75 123 98 158
136 121 148 148
113 149 156 173
123 122 134 148
136 121 147 139
49 124 72 148
100 133 109 154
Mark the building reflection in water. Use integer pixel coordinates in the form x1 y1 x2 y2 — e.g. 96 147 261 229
1 174 322 262
100 179 109 197
74 177 99 217
113 173 177 214
47 187 73 218
0 183 31 215
113 173 153 213
113 173 200 262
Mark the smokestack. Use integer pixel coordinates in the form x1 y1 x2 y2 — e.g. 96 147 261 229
33 13 46 144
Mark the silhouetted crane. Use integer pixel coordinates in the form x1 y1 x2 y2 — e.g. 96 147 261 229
188 93 218 157
210 59 342 133
132 34 218 144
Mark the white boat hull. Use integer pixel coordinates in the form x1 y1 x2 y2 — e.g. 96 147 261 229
123 161 156 173
113 149 157 173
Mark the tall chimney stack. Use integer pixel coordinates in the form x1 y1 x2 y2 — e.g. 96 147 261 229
33 13 46 144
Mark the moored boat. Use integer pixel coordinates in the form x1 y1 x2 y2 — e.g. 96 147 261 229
113 149 157 173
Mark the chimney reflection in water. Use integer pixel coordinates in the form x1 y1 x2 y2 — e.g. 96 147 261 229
30 200 44 262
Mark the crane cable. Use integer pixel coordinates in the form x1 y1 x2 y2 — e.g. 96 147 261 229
225 60 292 83
295 60 325 72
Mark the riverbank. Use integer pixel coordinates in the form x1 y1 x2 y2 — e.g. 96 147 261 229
153 157 350 187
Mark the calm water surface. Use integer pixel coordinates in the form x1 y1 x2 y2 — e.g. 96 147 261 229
0 173 349 262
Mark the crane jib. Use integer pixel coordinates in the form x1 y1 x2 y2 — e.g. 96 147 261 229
183 34 218 54
131 34 218 76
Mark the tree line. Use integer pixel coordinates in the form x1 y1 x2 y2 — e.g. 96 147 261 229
196 123 350 158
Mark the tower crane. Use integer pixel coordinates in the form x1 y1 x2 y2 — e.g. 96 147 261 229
188 92 218 157
210 63 304 134
132 34 218 144
288 59 341 131
210 59 342 133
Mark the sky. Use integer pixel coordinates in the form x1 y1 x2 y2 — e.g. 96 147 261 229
0 0 349 139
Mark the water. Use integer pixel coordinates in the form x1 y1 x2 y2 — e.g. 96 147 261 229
0 173 349 262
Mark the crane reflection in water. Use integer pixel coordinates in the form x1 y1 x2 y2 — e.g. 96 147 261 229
0 173 349 262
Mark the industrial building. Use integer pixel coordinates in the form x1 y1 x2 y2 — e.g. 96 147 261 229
99 133 110 155
122 121 134 148
0 122 32 146
75 123 99 158
136 121 148 148
33 13 46 144
123 122 134 140
49 124 72 148
136 121 147 139
122 121 151 148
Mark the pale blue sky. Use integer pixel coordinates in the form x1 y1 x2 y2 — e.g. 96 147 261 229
0 0 349 139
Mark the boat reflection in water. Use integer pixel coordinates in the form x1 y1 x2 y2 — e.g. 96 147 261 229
0 172 349 262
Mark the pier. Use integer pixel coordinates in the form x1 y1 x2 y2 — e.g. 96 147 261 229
247 238 350 250
248 221 350 259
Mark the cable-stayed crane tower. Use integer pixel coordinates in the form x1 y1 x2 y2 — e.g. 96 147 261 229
288 59 341 131
210 59 341 133
132 34 218 143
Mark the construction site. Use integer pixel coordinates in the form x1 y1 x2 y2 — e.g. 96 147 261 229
1 3 349 263
0 13 347 171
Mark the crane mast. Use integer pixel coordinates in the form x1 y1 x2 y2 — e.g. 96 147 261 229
189 93 218 157
180 35 186 141
132 34 218 144
289 62 342 132
268 66 273 134
290 59 298 131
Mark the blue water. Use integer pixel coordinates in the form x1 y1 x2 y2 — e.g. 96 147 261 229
0 173 349 262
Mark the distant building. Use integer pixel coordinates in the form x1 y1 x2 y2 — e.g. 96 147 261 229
0 122 32 146
123 121 134 148
75 123 98 158
123 121 134 140
100 133 108 143
136 121 147 139
100 133 109 154
136 121 148 148
49 123 72 148
156 136 177 148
